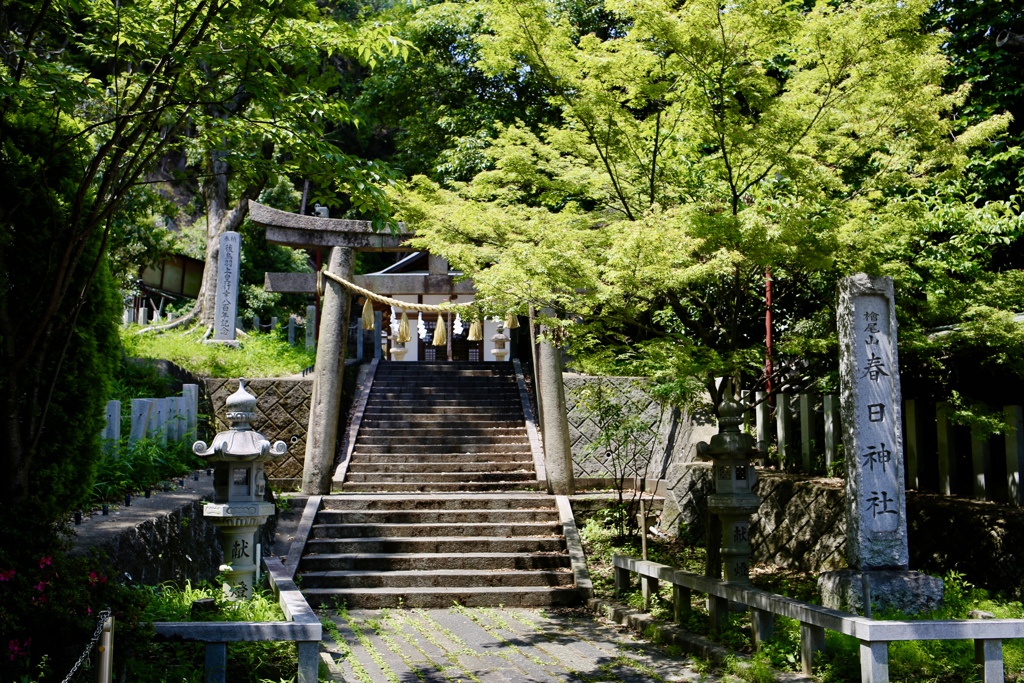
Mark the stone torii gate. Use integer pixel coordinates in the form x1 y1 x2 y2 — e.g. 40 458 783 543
249 200 575 496
251 200 413 494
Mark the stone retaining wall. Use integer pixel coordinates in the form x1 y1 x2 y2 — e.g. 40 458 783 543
71 481 277 587
664 468 1024 597
751 474 846 572
563 374 716 482
85 500 224 585
908 492 1024 600
205 377 313 481
204 359 362 485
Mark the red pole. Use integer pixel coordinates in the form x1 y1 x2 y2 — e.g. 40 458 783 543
765 267 774 401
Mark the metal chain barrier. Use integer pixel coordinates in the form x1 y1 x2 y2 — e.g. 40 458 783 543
61 608 111 683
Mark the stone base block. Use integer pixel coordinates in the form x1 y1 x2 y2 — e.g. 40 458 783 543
818 569 943 616
203 339 240 348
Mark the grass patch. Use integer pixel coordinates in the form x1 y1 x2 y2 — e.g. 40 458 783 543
121 325 316 378
126 581 302 682
89 438 203 506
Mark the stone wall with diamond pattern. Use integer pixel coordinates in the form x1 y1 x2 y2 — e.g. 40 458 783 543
204 378 313 482
563 374 717 483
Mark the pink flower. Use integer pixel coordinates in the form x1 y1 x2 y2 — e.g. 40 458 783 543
33 581 47 592
7 638 31 660
0 569 14 581
88 571 107 585
38 556 52 569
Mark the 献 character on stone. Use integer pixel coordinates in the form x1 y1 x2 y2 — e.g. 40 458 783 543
231 539 250 560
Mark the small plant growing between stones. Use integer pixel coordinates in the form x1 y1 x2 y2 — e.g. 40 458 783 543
572 382 657 541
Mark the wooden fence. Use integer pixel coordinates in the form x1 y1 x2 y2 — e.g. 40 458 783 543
749 392 1024 505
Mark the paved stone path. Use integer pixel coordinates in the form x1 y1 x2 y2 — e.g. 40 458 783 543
320 605 724 682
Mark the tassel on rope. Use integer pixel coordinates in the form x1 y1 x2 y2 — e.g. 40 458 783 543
504 313 520 329
397 311 412 343
432 315 447 346
467 320 483 341
361 298 374 330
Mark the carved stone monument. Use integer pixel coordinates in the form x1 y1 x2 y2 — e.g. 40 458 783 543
211 231 241 345
818 274 943 614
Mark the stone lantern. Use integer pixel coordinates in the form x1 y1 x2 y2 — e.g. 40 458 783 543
193 380 286 598
390 341 409 361
490 321 510 361
696 387 761 585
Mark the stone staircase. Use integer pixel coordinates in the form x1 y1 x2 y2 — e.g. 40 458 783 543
299 493 578 608
296 361 581 609
339 361 539 493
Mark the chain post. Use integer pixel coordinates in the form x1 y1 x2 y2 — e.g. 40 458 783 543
60 609 111 683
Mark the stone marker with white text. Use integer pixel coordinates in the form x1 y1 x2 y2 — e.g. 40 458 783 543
212 231 241 344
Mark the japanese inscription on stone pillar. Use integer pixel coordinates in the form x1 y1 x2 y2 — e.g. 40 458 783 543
838 274 909 570
213 231 241 341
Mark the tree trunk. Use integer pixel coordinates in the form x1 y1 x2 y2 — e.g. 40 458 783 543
196 151 266 326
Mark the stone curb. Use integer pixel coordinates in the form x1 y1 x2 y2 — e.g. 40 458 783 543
585 597 816 683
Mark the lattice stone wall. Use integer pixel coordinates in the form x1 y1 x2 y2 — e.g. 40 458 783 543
564 375 663 479
204 378 313 481
750 474 847 572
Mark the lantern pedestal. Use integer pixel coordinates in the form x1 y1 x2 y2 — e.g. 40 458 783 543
204 503 276 598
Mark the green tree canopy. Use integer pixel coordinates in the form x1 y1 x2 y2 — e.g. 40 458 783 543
0 0 407 535
394 0 1015 408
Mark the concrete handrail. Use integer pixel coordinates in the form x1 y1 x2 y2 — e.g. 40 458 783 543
153 556 321 683
614 555 1018 682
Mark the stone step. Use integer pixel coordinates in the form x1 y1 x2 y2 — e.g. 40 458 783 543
373 366 515 372
353 443 533 455
342 471 536 484
354 427 527 438
359 420 526 430
347 452 532 464
365 399 522 408
314 509 558 524
375 366 514 375
320 494 556 511
355 435 528 447
362 406 523 416
345 461 534 474
370 382 520 387
335 481 542 493
297 568 574 589
310 521 562 539
302 585 580 609
366 393 522 401
303 536 566 554
298 551 570 572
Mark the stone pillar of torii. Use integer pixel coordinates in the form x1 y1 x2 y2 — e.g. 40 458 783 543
250 200 405 493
